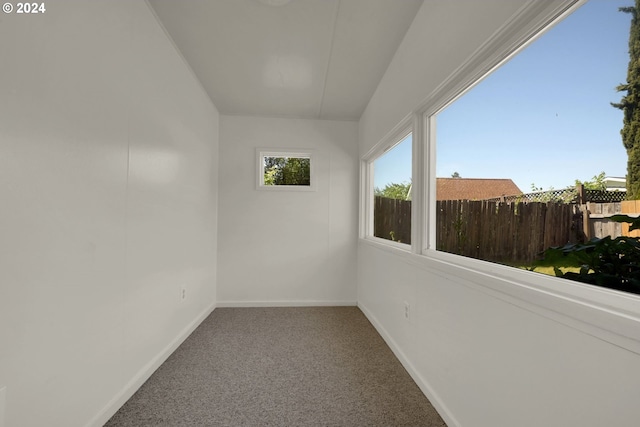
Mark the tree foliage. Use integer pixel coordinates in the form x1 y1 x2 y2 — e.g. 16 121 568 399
263 157 310 186
613 2 640 199
374 181 412 200
575 171 607 191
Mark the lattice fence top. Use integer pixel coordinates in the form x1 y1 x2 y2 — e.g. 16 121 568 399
487 188 577 204
486 188 627 204
584 189 626 203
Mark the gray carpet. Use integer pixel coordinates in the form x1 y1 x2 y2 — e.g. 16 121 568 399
105 306 447 426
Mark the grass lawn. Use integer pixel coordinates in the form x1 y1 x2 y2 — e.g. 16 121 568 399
514 258 585 277
525 265 582 276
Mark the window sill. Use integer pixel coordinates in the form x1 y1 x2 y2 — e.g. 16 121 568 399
359 239 640 355
256 184 317 192
361 236 412 254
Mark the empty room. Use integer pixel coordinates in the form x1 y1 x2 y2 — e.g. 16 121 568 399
1 0 640 426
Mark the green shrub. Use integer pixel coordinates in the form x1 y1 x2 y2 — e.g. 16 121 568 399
535 215 640 295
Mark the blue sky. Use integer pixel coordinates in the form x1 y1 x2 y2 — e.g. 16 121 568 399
375 0 633 192
374 133 412 189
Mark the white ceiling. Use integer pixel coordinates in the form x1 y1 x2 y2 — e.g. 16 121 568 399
148 0 424 120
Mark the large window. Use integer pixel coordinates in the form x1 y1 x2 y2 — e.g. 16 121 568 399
359 0 639 354
361 1 640 296
431 0 634 293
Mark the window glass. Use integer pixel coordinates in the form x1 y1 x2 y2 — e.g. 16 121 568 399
373 133 412 244
434 1 634 293
263 156 311 186
257 150 314 190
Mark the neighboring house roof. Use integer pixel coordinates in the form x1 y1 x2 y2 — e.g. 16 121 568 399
604 176 626 191
437 178 522 201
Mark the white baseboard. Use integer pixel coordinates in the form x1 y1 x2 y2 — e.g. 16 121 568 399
216 300 357 308
86 302 217 427
357 302 460 427
0 386 6 427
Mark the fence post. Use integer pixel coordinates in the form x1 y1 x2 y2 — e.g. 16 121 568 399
576 183 586 204
574 184 591 240
583 204 593 240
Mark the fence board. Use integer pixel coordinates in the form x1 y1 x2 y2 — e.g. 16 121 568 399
588 202 622 238
621 200 640 237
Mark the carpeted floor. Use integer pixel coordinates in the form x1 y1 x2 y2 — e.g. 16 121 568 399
105 306 446 426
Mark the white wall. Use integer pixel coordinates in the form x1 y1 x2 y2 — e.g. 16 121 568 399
217 116 358 305
358 1 640 426
0 2 219 426
358 245 640 427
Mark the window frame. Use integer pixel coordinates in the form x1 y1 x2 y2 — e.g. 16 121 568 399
361 117 414 250
256 148 316 191
359 0 640 355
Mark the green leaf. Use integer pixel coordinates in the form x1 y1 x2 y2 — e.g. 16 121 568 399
609 214 640 231
553 266 564 278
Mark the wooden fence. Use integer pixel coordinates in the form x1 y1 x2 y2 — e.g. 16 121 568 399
374 196 640 265
374 197 581 263
584 201 640 238
374 196 411 244
621 200 640 237
436 200 580 265
586 202 622 239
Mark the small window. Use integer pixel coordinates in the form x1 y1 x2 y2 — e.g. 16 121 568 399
368 132 412 245
257 149 315 191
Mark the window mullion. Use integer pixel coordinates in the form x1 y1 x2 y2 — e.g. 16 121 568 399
411 113 423 254
425 114 437 252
